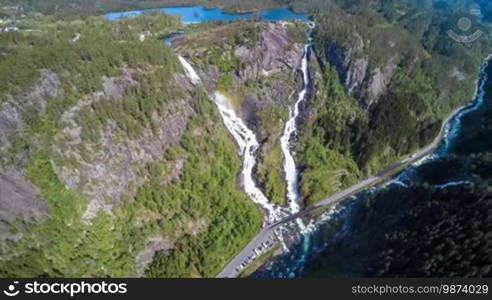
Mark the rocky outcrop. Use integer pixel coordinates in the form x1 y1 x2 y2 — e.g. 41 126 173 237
52 70 193 220
320 34 397 107
234 23 303 83
0 70 61 163
0 168 47 241
366 57 398 104
0 70 60 240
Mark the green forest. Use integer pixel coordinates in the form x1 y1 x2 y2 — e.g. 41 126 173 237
306 152 492 277
0 0 491 278
295 0 492 204
0 12 260 277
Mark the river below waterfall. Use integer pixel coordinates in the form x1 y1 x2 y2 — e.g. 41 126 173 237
253 58 492 278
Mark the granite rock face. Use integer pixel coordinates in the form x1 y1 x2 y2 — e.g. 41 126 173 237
0 70 61 240
321 33 398 107
0 168 47 241
51 70 193 220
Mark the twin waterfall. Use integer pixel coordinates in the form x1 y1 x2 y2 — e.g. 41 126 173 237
213 92 283 224
177 23 314 227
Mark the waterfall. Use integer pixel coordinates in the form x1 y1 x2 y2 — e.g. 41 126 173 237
212 92 286 224
177 22 317 229
177 56 201 84
279 22 314 224
177 55 286 224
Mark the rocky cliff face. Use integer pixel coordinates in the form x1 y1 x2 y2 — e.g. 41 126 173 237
0 70 61 163
0 70 60 240
319 33 398 107
173 21 305 131
173 20 308 204
51 69 193 220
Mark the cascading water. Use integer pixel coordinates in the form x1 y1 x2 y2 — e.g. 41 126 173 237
177 22 322 267
254 55 492 278
177 55 286 224
176 22 317 228
177 56 201 84
212 92 287 224
280 22 314 221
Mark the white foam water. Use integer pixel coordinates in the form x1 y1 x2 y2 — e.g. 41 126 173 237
177 55 201 84
177 55 286 224
436 180 472 190
279 23 314 228
213 92 287 224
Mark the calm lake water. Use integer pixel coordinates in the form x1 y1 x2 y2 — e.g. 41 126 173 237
104 6 309 23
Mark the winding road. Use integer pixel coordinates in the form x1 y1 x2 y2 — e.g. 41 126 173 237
217 103 467 278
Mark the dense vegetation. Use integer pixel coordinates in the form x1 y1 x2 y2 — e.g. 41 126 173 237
0 13 261 277
295 0 492 204
173 19 305 205
305 153 492 277
305 63 492 277
1 0 491 278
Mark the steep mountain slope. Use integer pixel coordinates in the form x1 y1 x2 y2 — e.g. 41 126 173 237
292 0 492 205
0 13 268 277
1 0 491 278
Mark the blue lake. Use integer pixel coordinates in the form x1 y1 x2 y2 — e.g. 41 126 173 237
104 6 309 23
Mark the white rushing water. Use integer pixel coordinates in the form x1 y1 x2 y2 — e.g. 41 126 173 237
177 55 285 224
177 22 316 228
177 56 201 84
213 92 286 224
279 23 314 226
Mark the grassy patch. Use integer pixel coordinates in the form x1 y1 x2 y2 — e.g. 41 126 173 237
257 142 286 205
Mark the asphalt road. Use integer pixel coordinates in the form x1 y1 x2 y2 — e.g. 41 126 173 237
217 103 466 278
